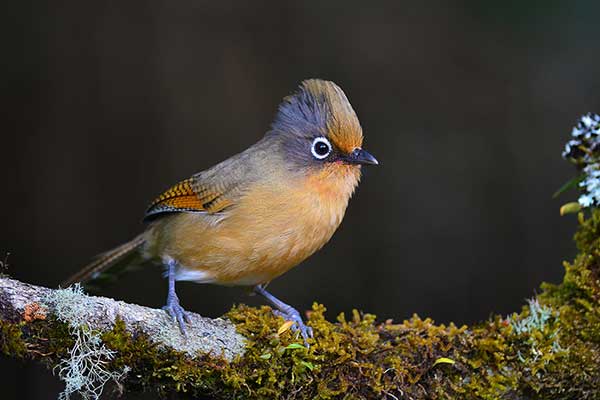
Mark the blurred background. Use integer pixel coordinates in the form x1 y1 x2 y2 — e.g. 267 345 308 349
3 1 600 398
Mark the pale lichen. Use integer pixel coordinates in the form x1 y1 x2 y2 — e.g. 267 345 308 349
561 112 600 208
43 284 130 400
510 298 564 365
54 326 129 400
511 298 555 335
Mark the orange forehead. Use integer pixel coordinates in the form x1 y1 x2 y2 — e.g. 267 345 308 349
326 120 363 154
301 80 364 154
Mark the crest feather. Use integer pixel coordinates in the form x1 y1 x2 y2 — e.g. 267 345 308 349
272 79 363 153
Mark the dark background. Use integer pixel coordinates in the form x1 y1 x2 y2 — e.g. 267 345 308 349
2 1 599 398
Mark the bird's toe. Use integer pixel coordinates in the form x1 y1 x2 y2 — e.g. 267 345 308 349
163 300 190 336
272 308 313 347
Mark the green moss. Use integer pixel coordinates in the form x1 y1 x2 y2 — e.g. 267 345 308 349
0 316 75 370
3 210 600 399
0 321 27 357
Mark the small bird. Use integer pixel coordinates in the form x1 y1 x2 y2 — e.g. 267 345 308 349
64 79 378 343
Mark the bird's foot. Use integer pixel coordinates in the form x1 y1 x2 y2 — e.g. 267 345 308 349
163 295 191 336
273 307 313 346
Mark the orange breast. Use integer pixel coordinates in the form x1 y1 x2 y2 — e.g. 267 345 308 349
147 164 361 286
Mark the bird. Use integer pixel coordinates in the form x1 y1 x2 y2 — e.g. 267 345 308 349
63 79 378 344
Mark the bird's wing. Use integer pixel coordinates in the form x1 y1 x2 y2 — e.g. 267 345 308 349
144 138 272 221
144 176 239 221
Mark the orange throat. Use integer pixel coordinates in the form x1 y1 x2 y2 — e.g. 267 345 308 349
305 163 361 204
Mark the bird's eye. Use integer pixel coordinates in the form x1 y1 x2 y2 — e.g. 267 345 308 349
311 137 332 160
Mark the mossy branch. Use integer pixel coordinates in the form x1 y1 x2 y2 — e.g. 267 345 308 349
0 278 245 360
2 212 600 399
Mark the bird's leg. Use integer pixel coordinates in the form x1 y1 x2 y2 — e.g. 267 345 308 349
253 284 313 346
162 258 191 335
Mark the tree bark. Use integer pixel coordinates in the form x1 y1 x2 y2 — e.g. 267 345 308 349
0 277 245 361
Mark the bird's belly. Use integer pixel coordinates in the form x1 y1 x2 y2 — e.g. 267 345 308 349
149 182 351 286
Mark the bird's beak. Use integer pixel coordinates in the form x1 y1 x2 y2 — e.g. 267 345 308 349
345 148 379 165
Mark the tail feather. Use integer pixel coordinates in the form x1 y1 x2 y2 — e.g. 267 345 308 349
62 234 146 287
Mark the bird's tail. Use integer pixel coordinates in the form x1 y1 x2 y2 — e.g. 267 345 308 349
62 234 147 288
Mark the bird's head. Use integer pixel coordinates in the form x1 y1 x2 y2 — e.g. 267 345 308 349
268 79 378 177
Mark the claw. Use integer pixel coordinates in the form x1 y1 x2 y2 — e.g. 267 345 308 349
253 284 313 347
163 296 191 336
273 308 313 346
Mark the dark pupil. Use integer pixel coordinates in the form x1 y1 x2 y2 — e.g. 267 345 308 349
315 141 329 156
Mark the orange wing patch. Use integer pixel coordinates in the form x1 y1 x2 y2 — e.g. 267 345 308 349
145 179 205 219
144 176 236 220
149 179 201 208
155 194 205 210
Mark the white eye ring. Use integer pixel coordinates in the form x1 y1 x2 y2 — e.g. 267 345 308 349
311 137 332 160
